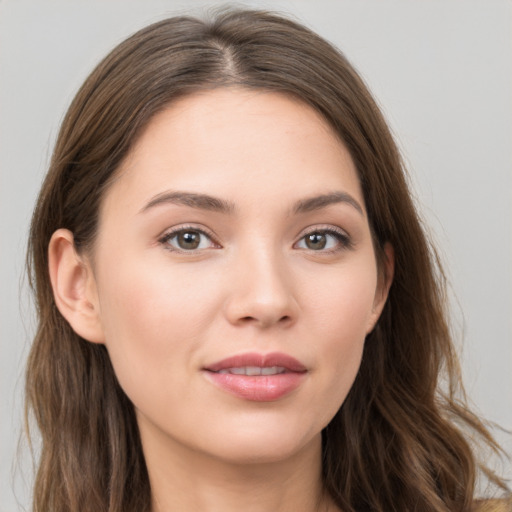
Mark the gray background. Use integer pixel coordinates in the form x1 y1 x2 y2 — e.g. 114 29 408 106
1 0 510 509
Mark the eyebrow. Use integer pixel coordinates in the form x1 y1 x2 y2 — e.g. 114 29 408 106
292 192 364 216
140 191 235 214
140 190 363 216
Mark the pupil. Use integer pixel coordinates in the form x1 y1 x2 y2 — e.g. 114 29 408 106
178 231 200 249
306 233 326 250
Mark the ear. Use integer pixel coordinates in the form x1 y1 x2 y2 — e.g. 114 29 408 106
48 229 105 343
366 242 394 334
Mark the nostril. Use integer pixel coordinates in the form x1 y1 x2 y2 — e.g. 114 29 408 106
237 314 292 327
278 315 292 325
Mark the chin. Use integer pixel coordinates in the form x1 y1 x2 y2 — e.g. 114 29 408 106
212 440 316 466
196 417 322 466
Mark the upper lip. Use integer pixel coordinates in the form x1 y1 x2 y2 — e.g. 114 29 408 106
204 352 308 373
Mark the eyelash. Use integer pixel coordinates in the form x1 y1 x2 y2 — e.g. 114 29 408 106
294 226 353 254
158 225 220 253
158 225 353 254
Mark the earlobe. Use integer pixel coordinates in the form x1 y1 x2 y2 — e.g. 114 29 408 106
367 242 394 334
48 229 105 343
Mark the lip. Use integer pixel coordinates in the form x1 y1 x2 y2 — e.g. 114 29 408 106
203 352 308 402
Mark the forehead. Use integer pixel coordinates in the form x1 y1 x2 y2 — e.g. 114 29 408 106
102 88 363 215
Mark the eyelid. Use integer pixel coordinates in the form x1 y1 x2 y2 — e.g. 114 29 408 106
294 224 353 252
156 223 353 253
158 224 221 252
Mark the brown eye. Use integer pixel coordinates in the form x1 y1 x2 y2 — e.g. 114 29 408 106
177 231 201 250
305 233 327 250
162 228 216 251
295 228 352 252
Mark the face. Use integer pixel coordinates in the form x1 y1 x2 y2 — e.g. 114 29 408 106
87 88 390 465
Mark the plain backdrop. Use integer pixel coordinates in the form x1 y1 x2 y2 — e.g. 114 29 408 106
1 0 511 509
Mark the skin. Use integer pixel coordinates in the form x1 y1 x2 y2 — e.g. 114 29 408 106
49 88 393 512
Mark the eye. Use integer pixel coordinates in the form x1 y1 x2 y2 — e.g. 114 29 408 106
295 228 352 252
160 227 218 252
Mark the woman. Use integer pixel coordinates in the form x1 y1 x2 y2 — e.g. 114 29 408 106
25 8 509 512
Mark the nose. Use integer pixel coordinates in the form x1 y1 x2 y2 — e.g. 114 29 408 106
223 246 299 329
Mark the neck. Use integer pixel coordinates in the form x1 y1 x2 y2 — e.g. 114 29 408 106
141 420 337 512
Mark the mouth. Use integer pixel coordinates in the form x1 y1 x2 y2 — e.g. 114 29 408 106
204 352 307 373
215 366 287 376
203 352 308 401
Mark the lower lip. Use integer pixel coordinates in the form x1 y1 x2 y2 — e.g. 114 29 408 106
204 371 306 401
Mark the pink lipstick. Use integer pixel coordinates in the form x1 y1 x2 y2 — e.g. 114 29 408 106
203 352 307 401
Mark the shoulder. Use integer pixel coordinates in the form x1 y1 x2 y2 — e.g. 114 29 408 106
473 498 512 512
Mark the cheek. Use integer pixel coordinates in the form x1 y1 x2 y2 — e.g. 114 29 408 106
94 255 220 401
98 249 220 332
302 257 378 417
306 256 378 340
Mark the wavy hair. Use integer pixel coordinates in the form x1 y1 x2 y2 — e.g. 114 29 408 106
25 8 508 512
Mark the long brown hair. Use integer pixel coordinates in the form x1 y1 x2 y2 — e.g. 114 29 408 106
25 8 508 512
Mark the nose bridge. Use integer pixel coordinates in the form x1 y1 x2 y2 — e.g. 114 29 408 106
224 237 297 327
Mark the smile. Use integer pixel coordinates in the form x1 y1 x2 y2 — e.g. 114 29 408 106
203 352 308 401
216 366 287 376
